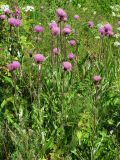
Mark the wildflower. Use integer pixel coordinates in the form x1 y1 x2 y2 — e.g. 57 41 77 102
7 61 20 71
53 48 59 55
49 21 57 29
114 41 120 47
34 54 45 63
0 15 6 20
63 61 72 71
51 26 60 36
63 27 72 36
1 5 9 12
65 24 71 29
34 25 43 33
23 6 35 12
104 23 112 32
74 15 79 20
99 27 105 37
68 53 75 60
92 75 102 83
88 21 94 28
8 18 22 27
69 39 76 46
118 21 120 27
78 4 81 8
93 11 97 15
113 33 120 38
4 8 10 14
107 30 114 37
63 16 67 22
56 8 67 21
14 7 21 18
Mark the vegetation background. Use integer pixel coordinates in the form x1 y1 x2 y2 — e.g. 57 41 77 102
0 0 120 159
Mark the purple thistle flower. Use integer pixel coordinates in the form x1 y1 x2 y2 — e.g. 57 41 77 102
12 61 20 69
107 30 114 37
68 53 75 60
34 25 43 33
51 26 60 36
63 16 67 22
69 39 76 46
92 75 102 82
7 63 14 71
49 22 58 29
63 61 72 71
7 61 20 71
74 15 79 20
53 48 59 56
65 24 71 29
56 8 67 21
34 54 45 63
8 18 22 27
0 15 6 20
118 21 120 27
4 8 10 14
99 27 105 37
14 19 22 27
14 7 21 18
104 23 112 32
63 27 72 36
88 21 94 28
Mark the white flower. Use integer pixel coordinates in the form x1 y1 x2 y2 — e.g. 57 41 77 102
83 7 87 12
117 27 120 31
95 36 100 39
0 4 9 12
116 14 120 18
114 33 120 38
93 11 97 15
23 6 35 12
112 12 116 17
114 41 120 47
78 4 81 8
97 23 103 29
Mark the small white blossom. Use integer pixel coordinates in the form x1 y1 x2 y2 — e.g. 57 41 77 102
93 11 97 15
114 33 120 38
0 4 9 12
83 7 87 12
114 41 120 47
112 12 116 17
78 4 81 8
23 6 35 12
95 36 100 39
117 27 120 31
97 23 103 29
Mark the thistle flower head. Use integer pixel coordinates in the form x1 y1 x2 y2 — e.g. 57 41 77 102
68 53 76 60
63 61 72 71
74 15 79 20
7 61 20 71
34 54 45 63
92 75 102 83
8 18 22 27
88 21 94 28
63 27 72 36
0 15 6 20
53 48 59 55
34 25 43 33
51 26 60 36
56 8 67 21
69 39 76 46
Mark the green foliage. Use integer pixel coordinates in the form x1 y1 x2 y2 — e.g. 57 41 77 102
0 0 120 159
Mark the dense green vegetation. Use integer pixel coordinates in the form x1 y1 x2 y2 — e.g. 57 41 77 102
0 0 120 159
